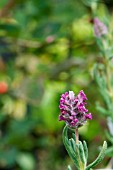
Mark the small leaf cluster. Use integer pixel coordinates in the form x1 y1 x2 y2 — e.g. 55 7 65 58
63 126 107 170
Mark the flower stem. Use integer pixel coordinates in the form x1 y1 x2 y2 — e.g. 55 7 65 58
75 128 79 144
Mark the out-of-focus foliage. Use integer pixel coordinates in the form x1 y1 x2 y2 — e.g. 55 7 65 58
90 1 113 163
0 0 111 169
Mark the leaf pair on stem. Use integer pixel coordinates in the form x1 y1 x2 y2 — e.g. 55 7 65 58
63 126 107 170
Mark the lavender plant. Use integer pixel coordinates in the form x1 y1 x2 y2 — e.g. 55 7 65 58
59 90 107 170
93 17 113 157
82 0 113 160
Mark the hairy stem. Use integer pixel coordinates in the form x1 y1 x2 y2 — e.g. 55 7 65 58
75 128 79 144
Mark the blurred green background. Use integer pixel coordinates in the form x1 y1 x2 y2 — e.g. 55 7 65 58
0 0 112 169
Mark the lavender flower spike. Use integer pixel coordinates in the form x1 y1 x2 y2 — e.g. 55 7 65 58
59 90 92 128
94 17 108 37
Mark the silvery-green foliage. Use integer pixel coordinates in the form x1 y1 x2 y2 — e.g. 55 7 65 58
105 118 113 157
93 23 113 158
94 64 113 112
63 126 107 170
107 117 113 136
94 64 113 157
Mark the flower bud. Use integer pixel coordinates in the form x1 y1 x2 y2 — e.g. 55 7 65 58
94 17 108 37
59 90 92 128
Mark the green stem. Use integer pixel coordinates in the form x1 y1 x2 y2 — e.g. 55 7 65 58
75 128 79 144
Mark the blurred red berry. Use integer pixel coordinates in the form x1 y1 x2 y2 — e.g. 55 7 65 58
0 82 8 94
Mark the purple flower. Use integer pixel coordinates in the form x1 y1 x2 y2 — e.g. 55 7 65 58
85 113 92 120
59 90 92 128
94 17 108 37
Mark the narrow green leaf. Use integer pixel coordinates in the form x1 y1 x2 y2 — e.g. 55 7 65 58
72 133 76 141
93 65 112 111
105 130 113 144
69 138 76 152
86 141 107 170
68 165 72 170
63 126 80 169
64 137 80 169
63 126 68 142
96 104 111 117
105 146 113 157
78 141 86 164
83 141 88 161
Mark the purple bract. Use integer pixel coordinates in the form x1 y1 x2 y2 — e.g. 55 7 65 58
94 17 108 37
59 90 92 128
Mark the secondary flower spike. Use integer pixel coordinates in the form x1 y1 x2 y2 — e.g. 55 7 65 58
59 90 92 128
94 17 108 37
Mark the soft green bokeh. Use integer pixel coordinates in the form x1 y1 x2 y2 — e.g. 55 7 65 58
0 0 111 169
